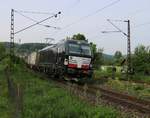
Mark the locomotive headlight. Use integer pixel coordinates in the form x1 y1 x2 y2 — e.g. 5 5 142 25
64 59 68 65
69 56 73 60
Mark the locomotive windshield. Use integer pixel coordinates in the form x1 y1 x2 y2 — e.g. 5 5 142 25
68 43 91 56
81 45 91 56
68 43 81 54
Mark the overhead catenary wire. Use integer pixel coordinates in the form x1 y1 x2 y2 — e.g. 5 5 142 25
133 21 150 28
14 11 61 34
88 7 150 40
97 20 150 39
63 0 81 12
62 0 121 29
50 0 121 38
107 19 128 36
15 10 61 30
14 10 55 15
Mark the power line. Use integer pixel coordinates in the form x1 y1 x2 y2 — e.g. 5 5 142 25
14 11 61 34
14 10 55 15
15 11 61 29
61 0 81 14
134 21 150 28
125 7 150 19
107 19 128 36
50 0 121 37
88 8 150 40
62 0 121 29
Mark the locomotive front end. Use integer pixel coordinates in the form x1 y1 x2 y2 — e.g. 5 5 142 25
65 40 93 80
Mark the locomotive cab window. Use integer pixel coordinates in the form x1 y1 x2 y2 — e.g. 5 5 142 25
68 43 92 56
68 43 81 54
81 45 91 56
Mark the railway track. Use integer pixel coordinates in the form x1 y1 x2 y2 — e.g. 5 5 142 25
121 79 150 86
31 69 150 116
50 78 150 115
57 81 150 115
87 85 150 114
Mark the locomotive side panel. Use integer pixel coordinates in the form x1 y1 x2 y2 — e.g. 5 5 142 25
36 45 58 73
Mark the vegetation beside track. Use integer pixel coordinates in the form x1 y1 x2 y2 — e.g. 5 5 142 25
93 67 150 100
0 64 10 118
93 70 150 100
0 60 121 118
104 79 150 100
94 67 150 83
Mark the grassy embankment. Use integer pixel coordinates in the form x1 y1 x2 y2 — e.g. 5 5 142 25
0 60 120 118
94 68 150 100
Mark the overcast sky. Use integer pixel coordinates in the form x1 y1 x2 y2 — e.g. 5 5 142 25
0 0 150 54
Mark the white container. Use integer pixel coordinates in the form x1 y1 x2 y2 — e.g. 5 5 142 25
27 52 37 65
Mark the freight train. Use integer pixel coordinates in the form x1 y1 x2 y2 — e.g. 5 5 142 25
26 39 93 81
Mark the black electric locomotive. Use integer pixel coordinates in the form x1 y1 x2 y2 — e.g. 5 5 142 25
36 39 93 80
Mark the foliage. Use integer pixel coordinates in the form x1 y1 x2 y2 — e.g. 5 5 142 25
94 66 122 80
94 70 112 79
0 42 49 55
130 74 150 83
114 51 123 65
0 63 10 118
132 45 150 75
0 43 6 61
90 42 97 54
72 33 86 41
0 62 120 118
94 49 103 69
104 79 150 100
103 54 114 65
89 42 103 69
17 43 49 54
23 78 118 118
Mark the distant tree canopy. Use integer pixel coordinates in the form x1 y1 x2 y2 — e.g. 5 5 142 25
17 43 49 54
0 43 6 60
90 42 97 54
93 48 103 69
103 55 114 65
90 42 103 69
72 33 86 41
132 45 150 75
114 51 123 65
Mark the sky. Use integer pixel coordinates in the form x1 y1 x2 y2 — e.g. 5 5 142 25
0 0 150 54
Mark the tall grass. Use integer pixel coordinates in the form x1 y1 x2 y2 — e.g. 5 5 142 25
0 61 120 118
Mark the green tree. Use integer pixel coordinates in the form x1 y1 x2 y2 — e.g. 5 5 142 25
114 51 123 65
132 45 150 74
90 42 97 54
0 43 6 61
90 42 103 68
93 48 103 69
72 33 86 41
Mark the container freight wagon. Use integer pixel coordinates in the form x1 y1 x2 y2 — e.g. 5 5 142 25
27 52 37 69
